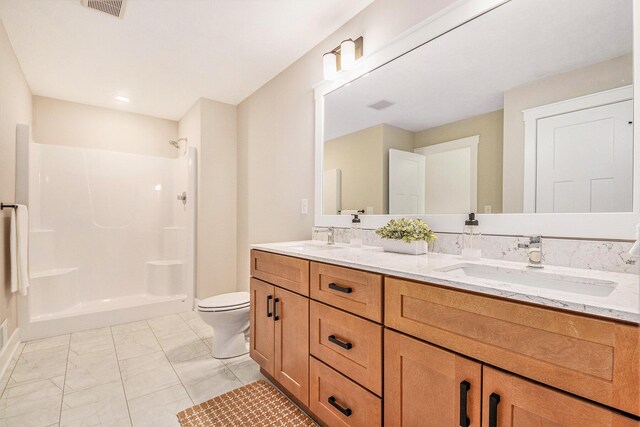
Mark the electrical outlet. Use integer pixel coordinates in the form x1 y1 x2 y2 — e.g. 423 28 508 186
300 198 308 215
484 205 492 214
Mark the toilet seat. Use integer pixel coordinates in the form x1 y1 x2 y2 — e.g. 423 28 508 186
197 292 250 312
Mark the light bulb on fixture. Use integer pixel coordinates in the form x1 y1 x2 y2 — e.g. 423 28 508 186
323 52 338 80
340 39 356 70
114 95 130 103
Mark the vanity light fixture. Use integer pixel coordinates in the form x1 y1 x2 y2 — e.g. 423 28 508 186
322 36 363 80
323 52 338 81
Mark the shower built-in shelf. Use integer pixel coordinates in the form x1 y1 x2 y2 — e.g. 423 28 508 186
30 267 78 279
145 260 185 296
30 267 80 319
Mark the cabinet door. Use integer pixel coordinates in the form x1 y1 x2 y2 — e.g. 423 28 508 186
483 367 638 427
384 329 481 427
250 278 275 376
274 287 310 406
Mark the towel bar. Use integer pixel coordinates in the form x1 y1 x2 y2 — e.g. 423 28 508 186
0 203 17 210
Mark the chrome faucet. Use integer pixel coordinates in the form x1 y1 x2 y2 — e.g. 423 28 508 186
517 235 543 268
314 227 335 245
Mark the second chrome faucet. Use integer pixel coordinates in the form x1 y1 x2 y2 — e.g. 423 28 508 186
517 235 543 268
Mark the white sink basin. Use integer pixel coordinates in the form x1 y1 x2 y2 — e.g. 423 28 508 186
437 263 617 297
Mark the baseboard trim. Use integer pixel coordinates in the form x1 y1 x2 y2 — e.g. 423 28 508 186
0 328 20 381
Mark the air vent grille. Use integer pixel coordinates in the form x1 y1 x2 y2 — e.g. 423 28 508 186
82 0 125 19
367 100 395 111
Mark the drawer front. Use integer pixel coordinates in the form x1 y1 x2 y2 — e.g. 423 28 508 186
309 357 382 427
385 277 640 416
251 250 309 296
483 367 639 427
310 301 383 395
310 262 383 322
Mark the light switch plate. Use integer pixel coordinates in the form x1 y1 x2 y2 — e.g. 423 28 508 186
301 198 308 215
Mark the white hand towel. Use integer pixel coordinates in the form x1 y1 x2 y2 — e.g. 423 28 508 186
9 205 30 296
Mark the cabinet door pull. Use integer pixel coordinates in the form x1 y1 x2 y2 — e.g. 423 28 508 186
266 295 273 318
328 396 352 417
459 380 470 427
489 393 500 427
328 283 352 294
273 298 280 321
328 335 353 350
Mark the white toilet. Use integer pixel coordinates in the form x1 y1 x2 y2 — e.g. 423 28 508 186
197 291 250 359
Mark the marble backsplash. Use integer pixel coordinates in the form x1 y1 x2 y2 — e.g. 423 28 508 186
312 227 639 274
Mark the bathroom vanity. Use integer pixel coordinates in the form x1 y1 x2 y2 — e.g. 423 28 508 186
249 242 639 427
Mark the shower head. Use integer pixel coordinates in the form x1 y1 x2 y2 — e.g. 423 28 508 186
169 137 188 149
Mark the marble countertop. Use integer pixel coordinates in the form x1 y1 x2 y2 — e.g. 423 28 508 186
251 240 640 324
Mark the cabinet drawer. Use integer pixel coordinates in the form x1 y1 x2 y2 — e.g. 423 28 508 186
483 367 638 427
310 262 383 322
385 277 640 416
251 250 309 296
310 301 382 395
309 357 382 427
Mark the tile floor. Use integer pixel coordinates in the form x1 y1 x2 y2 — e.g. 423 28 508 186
0 311 264 426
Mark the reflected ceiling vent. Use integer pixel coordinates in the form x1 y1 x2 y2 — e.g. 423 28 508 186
81 0 126 19
367 100 394 111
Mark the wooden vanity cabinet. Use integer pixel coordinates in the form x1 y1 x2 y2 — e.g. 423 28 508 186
482 367 638 427
249 277 309 406
385 276 640 416
384 329 635 427
384 329 482 427
250 251 639 426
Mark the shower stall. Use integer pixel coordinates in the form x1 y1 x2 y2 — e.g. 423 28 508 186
16 130 196 340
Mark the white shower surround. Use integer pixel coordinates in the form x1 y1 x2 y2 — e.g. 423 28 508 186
17 142 197 340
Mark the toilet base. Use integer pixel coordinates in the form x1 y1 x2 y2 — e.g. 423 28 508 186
211 330 249 359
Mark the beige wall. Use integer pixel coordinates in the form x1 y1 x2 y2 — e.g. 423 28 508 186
179 98 237 298
502 54 633 212
324 125 385 214
33 96 178 158
0 20 32 337
237 0 458 291
415 109 504 213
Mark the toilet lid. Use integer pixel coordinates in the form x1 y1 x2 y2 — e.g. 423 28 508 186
198 292 250 310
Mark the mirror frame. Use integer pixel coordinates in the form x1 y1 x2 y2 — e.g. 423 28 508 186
314 0 640 240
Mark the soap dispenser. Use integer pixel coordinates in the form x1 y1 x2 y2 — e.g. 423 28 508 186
462 213 481 260
350 214 362 247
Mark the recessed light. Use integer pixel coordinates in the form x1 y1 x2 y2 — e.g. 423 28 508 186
115 95 130 103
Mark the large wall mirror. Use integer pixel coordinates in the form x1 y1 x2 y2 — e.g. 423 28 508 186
319 0 635 232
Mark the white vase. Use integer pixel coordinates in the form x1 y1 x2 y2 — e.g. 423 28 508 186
382 239 428 255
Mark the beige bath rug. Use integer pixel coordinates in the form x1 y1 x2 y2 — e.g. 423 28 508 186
177 380 315 426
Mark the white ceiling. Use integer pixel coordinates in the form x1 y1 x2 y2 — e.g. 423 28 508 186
324 0 633 141
0 0 374 120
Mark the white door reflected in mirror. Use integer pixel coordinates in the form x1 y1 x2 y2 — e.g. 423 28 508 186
535 100 633 213
389 149 425 214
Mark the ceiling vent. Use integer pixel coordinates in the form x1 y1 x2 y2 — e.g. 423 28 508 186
81 0 126 19
367 100 395 111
